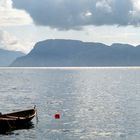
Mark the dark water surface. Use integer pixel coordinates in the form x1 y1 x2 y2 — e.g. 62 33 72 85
0 68 140 140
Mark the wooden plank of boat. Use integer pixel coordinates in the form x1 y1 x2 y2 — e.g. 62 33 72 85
0 108 36 133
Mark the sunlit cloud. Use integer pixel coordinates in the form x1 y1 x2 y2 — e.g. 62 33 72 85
0 0 32 27
129 0 140 26
0 30 33 53
132 0 140 11
85 11 92 17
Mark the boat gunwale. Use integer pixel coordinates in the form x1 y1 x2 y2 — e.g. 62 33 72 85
0 108 36 120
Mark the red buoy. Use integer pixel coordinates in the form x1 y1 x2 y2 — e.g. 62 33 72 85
54 113 60 119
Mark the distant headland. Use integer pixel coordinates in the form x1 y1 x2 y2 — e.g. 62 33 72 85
1 39 140 67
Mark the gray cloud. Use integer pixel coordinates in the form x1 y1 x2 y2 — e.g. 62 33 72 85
12 0 140 30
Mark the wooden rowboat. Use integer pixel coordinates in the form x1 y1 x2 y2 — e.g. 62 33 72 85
0 108 36 133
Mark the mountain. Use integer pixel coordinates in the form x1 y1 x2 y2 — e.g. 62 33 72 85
0 48 24 67
10 39 140 67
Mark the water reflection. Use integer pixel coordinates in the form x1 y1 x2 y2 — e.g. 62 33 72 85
0 122 34 135
0 68 140 140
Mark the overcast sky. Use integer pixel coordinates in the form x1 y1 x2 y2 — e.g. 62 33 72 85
0 0 140 53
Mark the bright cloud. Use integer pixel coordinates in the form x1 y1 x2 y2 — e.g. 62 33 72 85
85 11 92 17
0 30 33 53
133 0 140 11
0 0 32 27
0 0 33 53
128 0 140 25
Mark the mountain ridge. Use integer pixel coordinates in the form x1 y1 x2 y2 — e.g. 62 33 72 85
0 48 25 67
10 39 140 67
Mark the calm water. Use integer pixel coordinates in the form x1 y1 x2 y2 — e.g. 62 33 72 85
0 68 140 140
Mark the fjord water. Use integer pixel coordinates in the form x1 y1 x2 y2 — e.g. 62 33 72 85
0 68 140 140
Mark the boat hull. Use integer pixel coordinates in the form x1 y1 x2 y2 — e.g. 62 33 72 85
0 108 36 133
